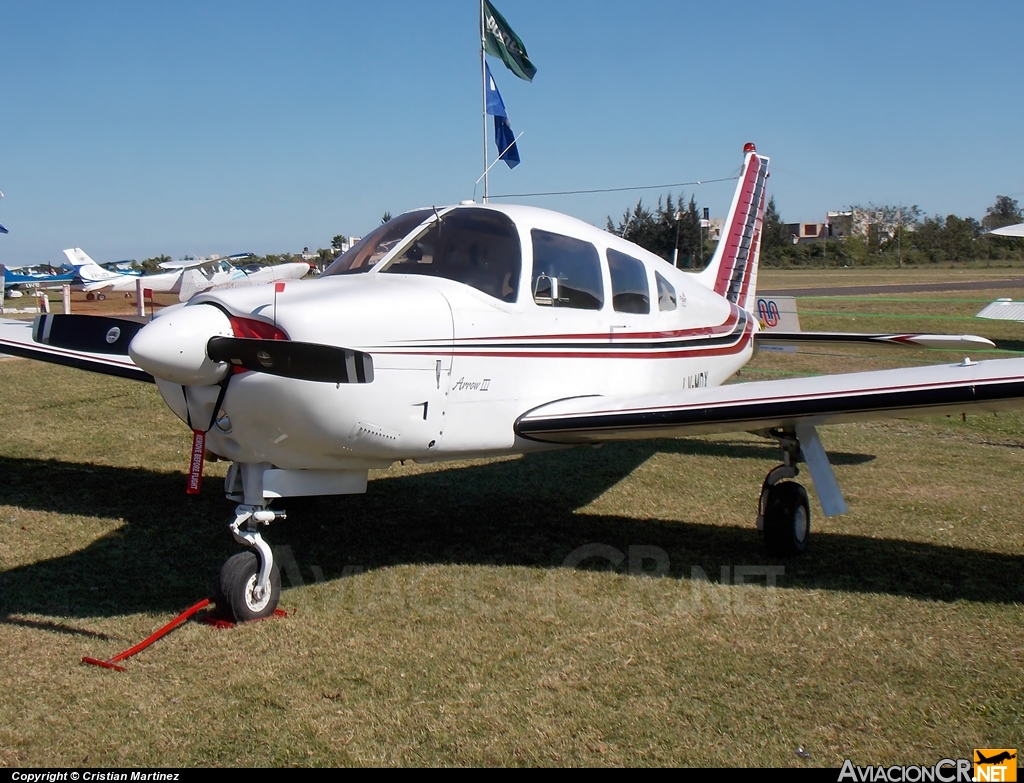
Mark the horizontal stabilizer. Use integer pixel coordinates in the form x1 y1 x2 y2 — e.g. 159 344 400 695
755 332 995 350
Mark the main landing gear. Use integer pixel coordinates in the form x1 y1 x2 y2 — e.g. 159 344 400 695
217 504 285 622
756 429 809 556
755 424 848 557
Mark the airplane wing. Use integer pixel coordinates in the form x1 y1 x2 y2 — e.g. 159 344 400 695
988 223 1024 237
0 316 152 383
159 259 210 270
976 299 1024 322
515 357 1024 444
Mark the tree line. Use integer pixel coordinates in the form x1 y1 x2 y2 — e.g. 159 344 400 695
605 193 714 268
608 193 1024 268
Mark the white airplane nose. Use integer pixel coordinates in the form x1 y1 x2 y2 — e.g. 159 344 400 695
129 303 234 386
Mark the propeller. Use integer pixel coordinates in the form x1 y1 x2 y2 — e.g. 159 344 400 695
33 314 145 355
206 336 374 383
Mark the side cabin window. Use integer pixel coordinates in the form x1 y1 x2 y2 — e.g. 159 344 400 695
531 229 603 310
382 208 521 302
655 271 677 311
606 249 650 314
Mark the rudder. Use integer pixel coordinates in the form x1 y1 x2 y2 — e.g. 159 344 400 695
697 143 769 312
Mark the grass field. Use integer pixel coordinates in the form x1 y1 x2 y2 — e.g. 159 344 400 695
1 269 1022 767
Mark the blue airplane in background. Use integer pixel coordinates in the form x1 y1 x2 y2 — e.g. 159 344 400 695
1 264 77 288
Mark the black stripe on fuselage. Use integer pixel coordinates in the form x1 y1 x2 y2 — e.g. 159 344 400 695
383 311 751 354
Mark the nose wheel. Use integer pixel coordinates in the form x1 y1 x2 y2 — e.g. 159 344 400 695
218 552 281 622
217 503 286 622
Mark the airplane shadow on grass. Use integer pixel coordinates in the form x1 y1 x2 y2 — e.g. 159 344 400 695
0 439 1020 625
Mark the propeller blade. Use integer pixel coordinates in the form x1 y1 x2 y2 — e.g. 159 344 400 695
33 314 145 355
206 336 374 383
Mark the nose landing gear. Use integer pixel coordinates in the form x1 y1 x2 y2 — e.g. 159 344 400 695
217 504 286 622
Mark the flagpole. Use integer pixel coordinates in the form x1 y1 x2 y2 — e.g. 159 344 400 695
480 0 489 203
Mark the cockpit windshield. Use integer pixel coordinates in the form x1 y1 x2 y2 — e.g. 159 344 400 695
322 209 434 276
381 208 522 302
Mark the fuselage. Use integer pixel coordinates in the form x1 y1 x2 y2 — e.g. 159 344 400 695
136 203 756 471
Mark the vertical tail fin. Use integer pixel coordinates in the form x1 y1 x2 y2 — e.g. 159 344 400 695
697 143 769 312
62 247 98 268
62 248 123 283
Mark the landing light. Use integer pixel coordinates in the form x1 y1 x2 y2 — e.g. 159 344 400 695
215 411 232 433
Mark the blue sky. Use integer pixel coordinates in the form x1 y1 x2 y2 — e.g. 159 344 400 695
2 0 1022 265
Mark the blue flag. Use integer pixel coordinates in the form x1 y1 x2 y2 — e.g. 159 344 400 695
0 224 7 234
485 64 520 169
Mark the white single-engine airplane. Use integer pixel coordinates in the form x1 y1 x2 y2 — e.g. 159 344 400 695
1 144 1020 623
65 247 311 301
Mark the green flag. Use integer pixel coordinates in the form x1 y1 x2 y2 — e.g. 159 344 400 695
483 0 537 82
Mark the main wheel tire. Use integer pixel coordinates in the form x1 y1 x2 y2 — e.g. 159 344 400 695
96 293 106 301
218 551 281 622
763 481 810 557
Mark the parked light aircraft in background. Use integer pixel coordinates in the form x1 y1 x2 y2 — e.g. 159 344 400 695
64 248 311 301
0 144 1020 623
1 263 77 290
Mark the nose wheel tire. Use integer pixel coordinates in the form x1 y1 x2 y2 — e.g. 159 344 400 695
217 551 281 622
763 481 810 557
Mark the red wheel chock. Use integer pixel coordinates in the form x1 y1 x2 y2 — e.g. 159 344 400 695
199 608 289 630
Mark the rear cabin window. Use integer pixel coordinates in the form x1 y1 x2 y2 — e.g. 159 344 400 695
606 249 650 314
531 230 603 310
382 208 521 302
655 271 677 311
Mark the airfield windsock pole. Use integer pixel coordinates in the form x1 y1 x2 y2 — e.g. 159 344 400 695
62 284 70 314
480 0 489 203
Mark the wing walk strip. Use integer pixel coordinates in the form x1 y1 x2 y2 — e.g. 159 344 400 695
515 360 1024 443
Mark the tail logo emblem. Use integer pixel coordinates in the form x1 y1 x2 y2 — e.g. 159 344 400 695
756 298 780 328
